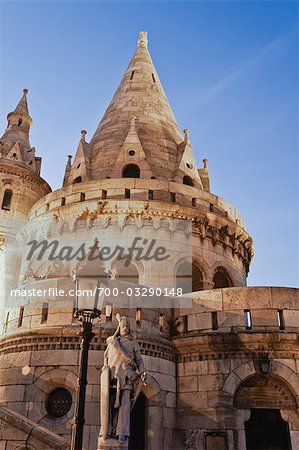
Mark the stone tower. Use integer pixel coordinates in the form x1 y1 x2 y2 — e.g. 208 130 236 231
0 32 298 450
0 89 51 326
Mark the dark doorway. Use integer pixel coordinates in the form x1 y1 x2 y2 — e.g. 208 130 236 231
129 393 147 450
245 409 291 450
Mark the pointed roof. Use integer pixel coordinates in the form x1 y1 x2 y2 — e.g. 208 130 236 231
1 89 32 150
65 130 91 184
0 89 44 177
13 88 30 116
90 31 184 181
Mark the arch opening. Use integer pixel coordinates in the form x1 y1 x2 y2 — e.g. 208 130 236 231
73 176 82 184
235 374 295 450
176 262 203 293
114 260 139 285
1 189 13 210
122 164 140 178
245 409 291 450
183 175 193 186
213 267 232 288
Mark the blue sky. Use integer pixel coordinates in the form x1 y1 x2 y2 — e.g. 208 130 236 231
0 1 298 287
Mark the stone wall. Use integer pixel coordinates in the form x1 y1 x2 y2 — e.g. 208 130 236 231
173 287 299 450
0 405 70 449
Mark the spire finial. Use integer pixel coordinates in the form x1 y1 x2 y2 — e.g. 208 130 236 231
81 130 87 141
138 31 148 48
183 128 190 143
203 158 208 169
10 88 30 116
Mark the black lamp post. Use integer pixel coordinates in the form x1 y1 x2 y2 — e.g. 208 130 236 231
71 269 102 450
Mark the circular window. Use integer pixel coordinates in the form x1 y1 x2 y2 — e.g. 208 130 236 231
77 163 81 169
46 388 72 418
186 162 193 169
128 150 135 156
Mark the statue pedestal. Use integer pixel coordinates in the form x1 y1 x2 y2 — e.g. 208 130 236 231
97 437 128 450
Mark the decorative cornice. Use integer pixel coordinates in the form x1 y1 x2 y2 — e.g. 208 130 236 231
0 162 51 193
0 331 175 362
50 205 253 269
177 349 299 364
173 331 299 362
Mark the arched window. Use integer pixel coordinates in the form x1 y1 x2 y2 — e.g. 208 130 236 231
183 175 193 186
213 267 232 288
192 264 204 291
115 261 139 285
1 189 13 210
176 262 203 293
73 176 82 184
122 164 140 178
76 255 108 283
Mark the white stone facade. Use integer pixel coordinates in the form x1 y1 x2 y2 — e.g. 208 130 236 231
0 32 297 450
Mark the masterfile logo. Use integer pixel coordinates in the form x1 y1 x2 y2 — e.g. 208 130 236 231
3 216 193 311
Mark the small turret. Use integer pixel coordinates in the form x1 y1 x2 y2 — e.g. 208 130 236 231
0 88 51 221
3 88 32 147
0 89 44 175
0 89 51 331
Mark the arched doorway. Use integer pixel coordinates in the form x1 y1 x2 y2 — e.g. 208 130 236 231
129 393 147 450
245 409 291 450
235 374 295 450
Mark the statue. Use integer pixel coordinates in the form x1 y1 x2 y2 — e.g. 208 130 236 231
99 314 147 448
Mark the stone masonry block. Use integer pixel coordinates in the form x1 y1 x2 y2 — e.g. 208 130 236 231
178 375 197 392
188 312 212 332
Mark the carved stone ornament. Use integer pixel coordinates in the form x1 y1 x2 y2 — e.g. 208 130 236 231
235 375 296 410
184 430 202 450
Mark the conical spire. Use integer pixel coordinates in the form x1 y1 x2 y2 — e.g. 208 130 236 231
90 31 184 181
13 88 30 115
1 88 32 151
0 89 43 176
